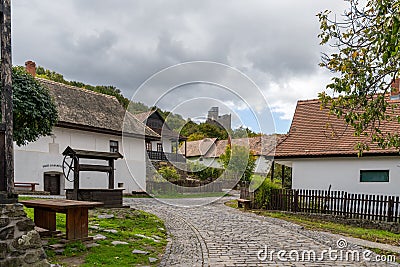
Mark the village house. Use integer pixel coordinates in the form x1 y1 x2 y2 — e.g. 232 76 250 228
14 61 160 195
184 135 279 175
275 85 400 196
133 109 187 163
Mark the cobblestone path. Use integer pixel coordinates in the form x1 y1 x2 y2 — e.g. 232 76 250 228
124 197 398 267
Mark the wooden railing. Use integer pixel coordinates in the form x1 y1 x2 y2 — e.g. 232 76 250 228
147 150 186 163
266 189 400 222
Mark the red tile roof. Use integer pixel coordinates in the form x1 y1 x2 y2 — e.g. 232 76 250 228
184 135 281 158
275 99 400 158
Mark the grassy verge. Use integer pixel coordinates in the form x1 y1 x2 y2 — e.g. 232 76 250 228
23 205 167 266
224 200 400 246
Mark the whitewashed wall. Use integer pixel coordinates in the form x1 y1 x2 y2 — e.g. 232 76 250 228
15 127 146 194
291 157 400 196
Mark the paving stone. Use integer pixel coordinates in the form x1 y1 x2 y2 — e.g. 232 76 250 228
124 197 400 267
132 249 150 255
103 229 118 234
97 214 114 219
93 234 107 240
148 257 158 263
111 241 129 245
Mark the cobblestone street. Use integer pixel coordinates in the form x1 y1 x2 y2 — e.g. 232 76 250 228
124 197 399 267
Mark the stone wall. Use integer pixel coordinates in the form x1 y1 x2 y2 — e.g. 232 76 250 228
0 203 49 267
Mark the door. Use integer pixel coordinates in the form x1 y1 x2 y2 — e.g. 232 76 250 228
44 173 60 195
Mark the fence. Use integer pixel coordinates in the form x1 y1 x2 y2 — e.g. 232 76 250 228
266 189 400 222
147 181 223 194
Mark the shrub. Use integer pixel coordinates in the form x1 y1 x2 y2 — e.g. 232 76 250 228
157 166 180 182
188 162 223 181
253 178 282 209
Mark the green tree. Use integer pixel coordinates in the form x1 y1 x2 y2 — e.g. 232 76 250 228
3 67 58 146
230 126 260 138
219 145 256 182
318 0 400 153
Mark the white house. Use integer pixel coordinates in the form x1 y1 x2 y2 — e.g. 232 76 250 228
15 66 160 195
184 135 279 175
275 97 400 196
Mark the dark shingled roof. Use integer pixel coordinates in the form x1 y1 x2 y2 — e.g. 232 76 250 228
38 78 160 139
275 98 400 158
134 109 187 140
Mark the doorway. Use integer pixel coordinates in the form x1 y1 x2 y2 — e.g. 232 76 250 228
44 173 61 195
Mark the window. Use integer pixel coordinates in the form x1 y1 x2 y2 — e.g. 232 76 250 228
157 143 163 152
360 170 389 182
146 142 152 151
110 140 119 152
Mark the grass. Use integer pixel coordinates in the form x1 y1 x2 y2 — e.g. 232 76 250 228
224 200 400 246
23 204 167 266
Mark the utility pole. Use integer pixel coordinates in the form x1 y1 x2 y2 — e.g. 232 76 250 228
0 0 16 204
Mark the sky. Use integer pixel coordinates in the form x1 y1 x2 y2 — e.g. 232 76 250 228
11 0 348 134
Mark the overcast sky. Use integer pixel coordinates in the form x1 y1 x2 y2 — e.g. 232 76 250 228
12 0 348 133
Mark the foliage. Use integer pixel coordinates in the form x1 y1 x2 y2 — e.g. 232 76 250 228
3 66 58 146
266 163 292 189
219 145 256 182
157 166 180 182
127 101 150 114
253 178 282 209
180 120 229 141
188 162 223 181
318 0 400 153
230 126 260 138
36 66 130 108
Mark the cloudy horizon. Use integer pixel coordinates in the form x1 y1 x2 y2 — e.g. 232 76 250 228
12 0 348 134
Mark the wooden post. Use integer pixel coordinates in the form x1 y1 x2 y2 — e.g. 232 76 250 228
270 161 275 181
73 157 79 200
281 165 285 188
0 0 16 203
108 159 114 189
388 197 394 222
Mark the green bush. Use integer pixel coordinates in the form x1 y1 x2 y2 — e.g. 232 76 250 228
254 178 282 209
188 162 223 181
157 166 180 182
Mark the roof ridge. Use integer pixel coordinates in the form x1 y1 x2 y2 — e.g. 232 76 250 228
297 98 320 104
36 77 120 102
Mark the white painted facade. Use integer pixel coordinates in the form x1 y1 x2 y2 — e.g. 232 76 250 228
278 157 400 196
15 126 147 195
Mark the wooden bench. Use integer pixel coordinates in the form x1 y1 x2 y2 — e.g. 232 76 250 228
237 199 251 210
20 199 103 241
14 182 39 192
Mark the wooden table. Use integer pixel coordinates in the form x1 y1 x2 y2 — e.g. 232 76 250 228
20 199 103 241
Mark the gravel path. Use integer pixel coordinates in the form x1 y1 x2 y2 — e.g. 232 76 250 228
125 197 399 267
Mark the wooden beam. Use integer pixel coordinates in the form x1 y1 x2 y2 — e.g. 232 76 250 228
281 165 285 188
79 164 113 173
0 0 14 198
270 161 275 181
108 160 114 189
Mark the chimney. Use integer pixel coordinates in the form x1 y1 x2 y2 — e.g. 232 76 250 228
25 60 36 77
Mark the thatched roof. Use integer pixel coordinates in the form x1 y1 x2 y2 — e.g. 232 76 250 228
38 78 159 139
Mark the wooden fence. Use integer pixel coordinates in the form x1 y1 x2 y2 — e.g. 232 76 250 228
267 189 400 222
147 181 222 194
